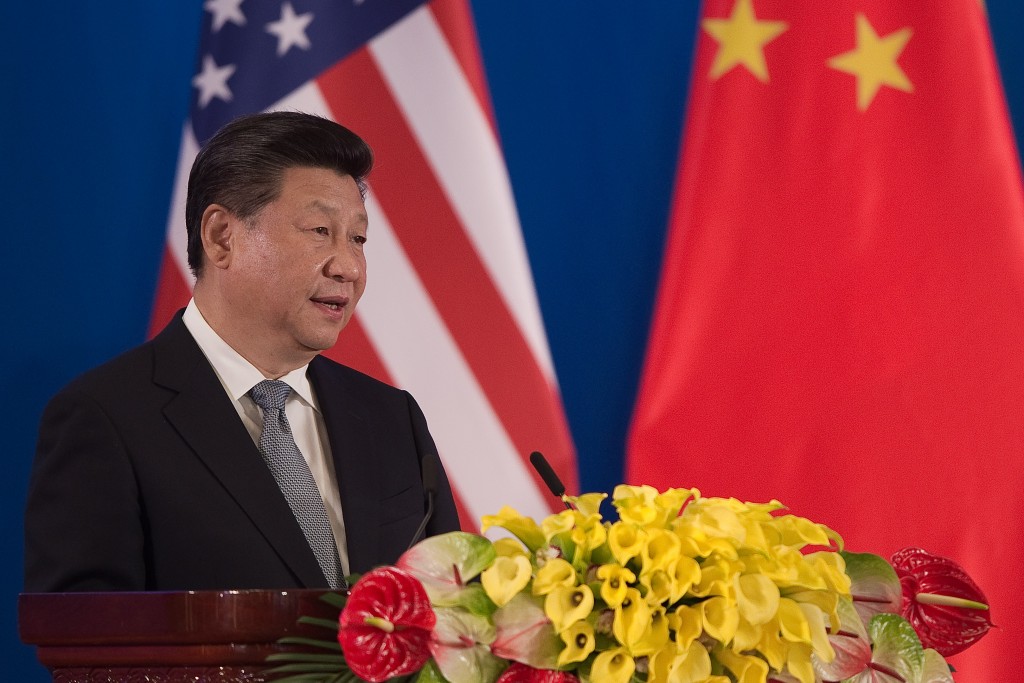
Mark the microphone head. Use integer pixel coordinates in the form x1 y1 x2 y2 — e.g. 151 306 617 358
529 451 566 497
421 452 439 495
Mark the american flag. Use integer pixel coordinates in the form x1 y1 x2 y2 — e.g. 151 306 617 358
150 0 578 529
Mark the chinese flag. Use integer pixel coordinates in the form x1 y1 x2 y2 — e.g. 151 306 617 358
627 1 1024 680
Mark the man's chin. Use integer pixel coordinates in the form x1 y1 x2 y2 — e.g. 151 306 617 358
300 329 346 354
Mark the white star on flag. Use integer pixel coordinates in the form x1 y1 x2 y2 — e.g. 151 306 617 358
266 2 314 57
191 54 236 108
204 0 246 32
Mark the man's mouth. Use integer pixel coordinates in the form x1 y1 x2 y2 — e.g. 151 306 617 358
311 296 349 311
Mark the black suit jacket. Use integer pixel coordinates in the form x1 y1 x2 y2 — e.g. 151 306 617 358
24 314 460 592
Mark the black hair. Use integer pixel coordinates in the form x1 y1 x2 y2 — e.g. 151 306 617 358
185 111 373 278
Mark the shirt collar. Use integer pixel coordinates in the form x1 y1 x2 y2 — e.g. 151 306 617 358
182 299 319 410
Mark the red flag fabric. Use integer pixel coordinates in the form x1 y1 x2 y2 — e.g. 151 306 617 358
627 1 1024 680
153 0 577 531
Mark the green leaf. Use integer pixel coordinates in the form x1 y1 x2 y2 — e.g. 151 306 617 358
299 616 343 631
413 660 449 683
842 551 902 624
321 591 348 609
811 597 870 682
265 662 352 673
919 648 955 683
866 614 925 683
490 592 561 669
266 653 346 664
455 583 499 616
397 532 497 605
277 636 342 651
431 607 504 683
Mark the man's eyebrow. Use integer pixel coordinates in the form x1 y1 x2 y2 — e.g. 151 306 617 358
307 199 340 214
306 199 369 226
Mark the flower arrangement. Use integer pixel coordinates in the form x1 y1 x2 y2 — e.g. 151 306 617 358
267 485 991 683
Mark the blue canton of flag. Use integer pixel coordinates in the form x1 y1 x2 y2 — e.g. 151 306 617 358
190 0 427 142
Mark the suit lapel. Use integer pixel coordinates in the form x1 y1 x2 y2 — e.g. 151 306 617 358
151 315 328 587
309 357 382 573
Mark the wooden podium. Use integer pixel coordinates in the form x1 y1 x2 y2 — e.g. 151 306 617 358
19 590 340 682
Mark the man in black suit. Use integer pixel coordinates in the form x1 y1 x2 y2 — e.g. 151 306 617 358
24 112 461 592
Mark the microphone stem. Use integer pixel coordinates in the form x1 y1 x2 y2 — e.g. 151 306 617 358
407 492 435 551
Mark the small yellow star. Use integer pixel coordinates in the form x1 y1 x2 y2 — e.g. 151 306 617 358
828 13 914 111
702 0 788 83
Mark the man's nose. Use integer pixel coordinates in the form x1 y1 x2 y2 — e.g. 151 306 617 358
326 247 363 282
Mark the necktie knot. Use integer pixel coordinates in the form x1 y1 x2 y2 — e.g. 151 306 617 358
250 379 291 411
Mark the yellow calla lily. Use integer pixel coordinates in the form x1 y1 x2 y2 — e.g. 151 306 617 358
590 647 635 683
777 597 811 644
700 596 739 644
655 643 712 683
749 618 787 670
641 528 681 575
667 604 703 650
631 606 670 656
566 492 607 517
492 537 530 558
481 554 532 607
804 551 851 594
612 588 651 649
715 647 770 683
544 584 594 633
556 620 595 667
734 572 780 626
786 642 815 683
532 557 577 595
671 555 701 601
481 506 545 551
541 510 576 541
639 568 674 606
596 564 635 608
798 601 835 662
607 522 646 566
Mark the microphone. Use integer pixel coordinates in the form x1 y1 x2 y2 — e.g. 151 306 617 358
529 451 573 510
406 452 439 550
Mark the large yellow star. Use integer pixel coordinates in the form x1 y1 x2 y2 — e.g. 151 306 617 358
702 0 788 83
828 14 913 111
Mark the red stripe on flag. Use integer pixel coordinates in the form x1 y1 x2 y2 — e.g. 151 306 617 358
318 50 577 502
148 247 193 338
427 0 498 135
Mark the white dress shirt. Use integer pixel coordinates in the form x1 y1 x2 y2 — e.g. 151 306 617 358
182 299 350 575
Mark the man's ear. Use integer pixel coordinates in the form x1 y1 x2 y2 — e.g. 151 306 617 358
201 204 236 270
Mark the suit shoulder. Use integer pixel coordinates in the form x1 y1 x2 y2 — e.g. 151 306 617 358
310 355 406 398
55 340 158 401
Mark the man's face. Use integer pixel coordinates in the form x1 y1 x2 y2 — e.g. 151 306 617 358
225 166 368 365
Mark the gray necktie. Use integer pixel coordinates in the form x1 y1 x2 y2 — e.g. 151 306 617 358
249 379 342 589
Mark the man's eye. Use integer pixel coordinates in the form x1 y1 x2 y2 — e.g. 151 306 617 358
313 227 330 235
353 234 367 244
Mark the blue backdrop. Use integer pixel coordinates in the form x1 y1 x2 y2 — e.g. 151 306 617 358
3 2 1022 679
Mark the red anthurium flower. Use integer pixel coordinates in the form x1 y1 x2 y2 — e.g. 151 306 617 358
891 547 993 656
338 566 436 682
496 662 580 683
